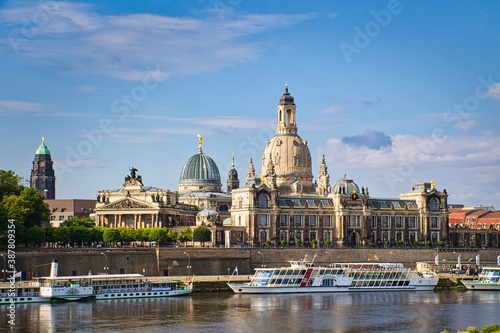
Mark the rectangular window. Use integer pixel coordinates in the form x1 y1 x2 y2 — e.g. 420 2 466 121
408 216 416 228
431 217 439 228
324 231 330 242
50 216 55 221
279 215 287 227
310 232 316 242
370 216 376 227
59 215 64 221
323 216 331 227
381 216 389 228
259 214 268 226
309 215 316 227
260 230 267 243
395 216 403 228
295 215 302 227
280 231 287 241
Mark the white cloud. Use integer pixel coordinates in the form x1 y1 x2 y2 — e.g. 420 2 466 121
0 99 43 114
107 116 273 143
1 2 316 81
317 132 500 206
486 82 500 101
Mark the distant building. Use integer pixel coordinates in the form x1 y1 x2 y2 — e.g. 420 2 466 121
30 137 55 199
448 206 500 247
177 135 236 243
94 168 197 229
229 84 449 247
46 199 97 227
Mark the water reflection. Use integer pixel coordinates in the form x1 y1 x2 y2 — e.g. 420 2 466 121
1 291 499 333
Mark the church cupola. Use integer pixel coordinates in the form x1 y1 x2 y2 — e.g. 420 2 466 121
226 153 240 194
30 137 56 199
277 81 297 135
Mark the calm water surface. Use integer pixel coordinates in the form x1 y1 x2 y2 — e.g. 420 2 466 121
1 290 499 333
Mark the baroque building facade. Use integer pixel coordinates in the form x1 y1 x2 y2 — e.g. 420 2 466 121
94 168 197 228
30 137 56 199
230 85 449 247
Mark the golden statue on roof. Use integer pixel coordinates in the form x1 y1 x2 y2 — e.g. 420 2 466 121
197 134 204 151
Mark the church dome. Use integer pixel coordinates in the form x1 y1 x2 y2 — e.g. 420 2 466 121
332 175 360 194
279 84 295 105
179 151 221 185
36 137 51 155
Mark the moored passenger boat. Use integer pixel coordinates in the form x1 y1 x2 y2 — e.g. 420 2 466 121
228 257 438 294
0 281 48 305
35 259 193 301
461 266 500 291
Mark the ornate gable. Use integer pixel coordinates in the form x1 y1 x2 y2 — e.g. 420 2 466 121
101 198 152 210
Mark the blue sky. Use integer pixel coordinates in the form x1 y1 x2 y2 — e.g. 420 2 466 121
1 0 500 207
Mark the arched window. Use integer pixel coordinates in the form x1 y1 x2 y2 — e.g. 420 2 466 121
428 197 439 211
219 203 229 212
258 194 268 208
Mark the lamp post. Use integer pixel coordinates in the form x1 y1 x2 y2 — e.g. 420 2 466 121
183 252 191 277
257 251 265 267
325 251 333 267
101 252 108 273
1 254 5 282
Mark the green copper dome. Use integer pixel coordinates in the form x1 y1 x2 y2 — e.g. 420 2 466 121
179 151 221 185
36 137 51 155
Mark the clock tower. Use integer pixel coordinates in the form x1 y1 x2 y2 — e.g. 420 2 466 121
30 137 56 199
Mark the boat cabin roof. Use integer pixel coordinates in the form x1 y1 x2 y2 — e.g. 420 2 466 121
35 273 144 281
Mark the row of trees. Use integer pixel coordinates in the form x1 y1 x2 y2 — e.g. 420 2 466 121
3 215 213 248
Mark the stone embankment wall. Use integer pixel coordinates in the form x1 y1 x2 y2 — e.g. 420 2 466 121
11 247 500 278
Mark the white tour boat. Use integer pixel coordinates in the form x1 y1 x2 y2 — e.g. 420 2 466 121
0 281 48 305
461 266 500 291
35 259 193 301
228 256 438 294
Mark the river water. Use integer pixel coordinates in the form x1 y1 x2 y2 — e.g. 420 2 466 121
1 290 499 333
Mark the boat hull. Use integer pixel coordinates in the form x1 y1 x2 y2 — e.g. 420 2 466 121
96 288 192 300
228 283 436 294
462 281 500 291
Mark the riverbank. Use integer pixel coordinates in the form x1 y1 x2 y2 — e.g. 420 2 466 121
5 247 498 279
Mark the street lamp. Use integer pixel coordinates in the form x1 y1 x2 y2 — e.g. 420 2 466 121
183 252 191 277
1 254 5 282
325 251 333 267
257 251 265 267
101 252 108 273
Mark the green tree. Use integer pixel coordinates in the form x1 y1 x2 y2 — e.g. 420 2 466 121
480 324 500 333
149 227 167 244
136 228 150 246
53 226 70 246
119 227 137 245
179 226 193 245
89 226 104 244
2 188 50 245
193 226 211 245
26 226 46 247
61 217 95 228
70 226 91 246
166 228 178 243
0 170 24 201
103 228 121 246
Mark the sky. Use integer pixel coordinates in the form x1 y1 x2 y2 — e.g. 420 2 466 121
1 0 500 208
